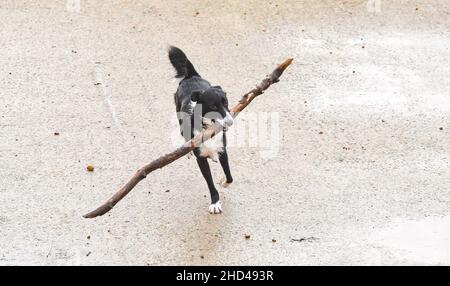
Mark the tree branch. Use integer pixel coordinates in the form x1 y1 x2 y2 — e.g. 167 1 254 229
83 58 293 218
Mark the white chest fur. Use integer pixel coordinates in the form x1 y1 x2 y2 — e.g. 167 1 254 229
193 119 224 162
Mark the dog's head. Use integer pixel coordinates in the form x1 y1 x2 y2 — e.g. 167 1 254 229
191 86 234 129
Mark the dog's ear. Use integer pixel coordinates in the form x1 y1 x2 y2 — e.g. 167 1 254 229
212 85 222 90
190 90 203 102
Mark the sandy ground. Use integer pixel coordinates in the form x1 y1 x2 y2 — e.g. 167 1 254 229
1 0 449 265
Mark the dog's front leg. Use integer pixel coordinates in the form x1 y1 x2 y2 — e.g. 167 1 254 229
194 151 222 214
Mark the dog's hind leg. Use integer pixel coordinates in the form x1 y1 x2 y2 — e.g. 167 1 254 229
218 133 233 188
194 149 222 214
218 150 233 188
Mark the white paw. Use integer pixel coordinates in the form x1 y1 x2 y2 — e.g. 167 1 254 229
208 201 222 214
219 177 231 188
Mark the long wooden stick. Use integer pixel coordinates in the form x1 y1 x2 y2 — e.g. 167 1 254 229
83 58 293 218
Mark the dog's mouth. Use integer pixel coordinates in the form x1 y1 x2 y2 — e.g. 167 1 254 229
216 117 233 131
203 114 234 131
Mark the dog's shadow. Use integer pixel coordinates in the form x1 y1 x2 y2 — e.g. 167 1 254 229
177 209 227 265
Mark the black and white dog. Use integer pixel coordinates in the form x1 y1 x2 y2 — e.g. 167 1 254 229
168 46 234 214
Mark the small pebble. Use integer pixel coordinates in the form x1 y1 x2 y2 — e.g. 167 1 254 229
439 127 443 130
54 132 60 136
245 234 251 239
86 165 94 172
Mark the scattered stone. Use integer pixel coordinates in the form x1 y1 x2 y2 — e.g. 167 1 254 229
86 165 94 172
245 234 251 240
165 190 170 193
439 127 443 130
54 132 60 136
87 235 91 240
319 131 323 135
86 251 91 257
272 239 277 243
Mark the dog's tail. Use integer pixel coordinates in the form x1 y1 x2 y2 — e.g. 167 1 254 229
168 46 200 79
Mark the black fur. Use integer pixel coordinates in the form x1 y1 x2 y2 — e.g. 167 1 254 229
168 46 200 79
168 46 234 209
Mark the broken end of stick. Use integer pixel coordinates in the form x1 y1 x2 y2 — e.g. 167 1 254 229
271 58 293 83
280 58 294 71
83 203 113 219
